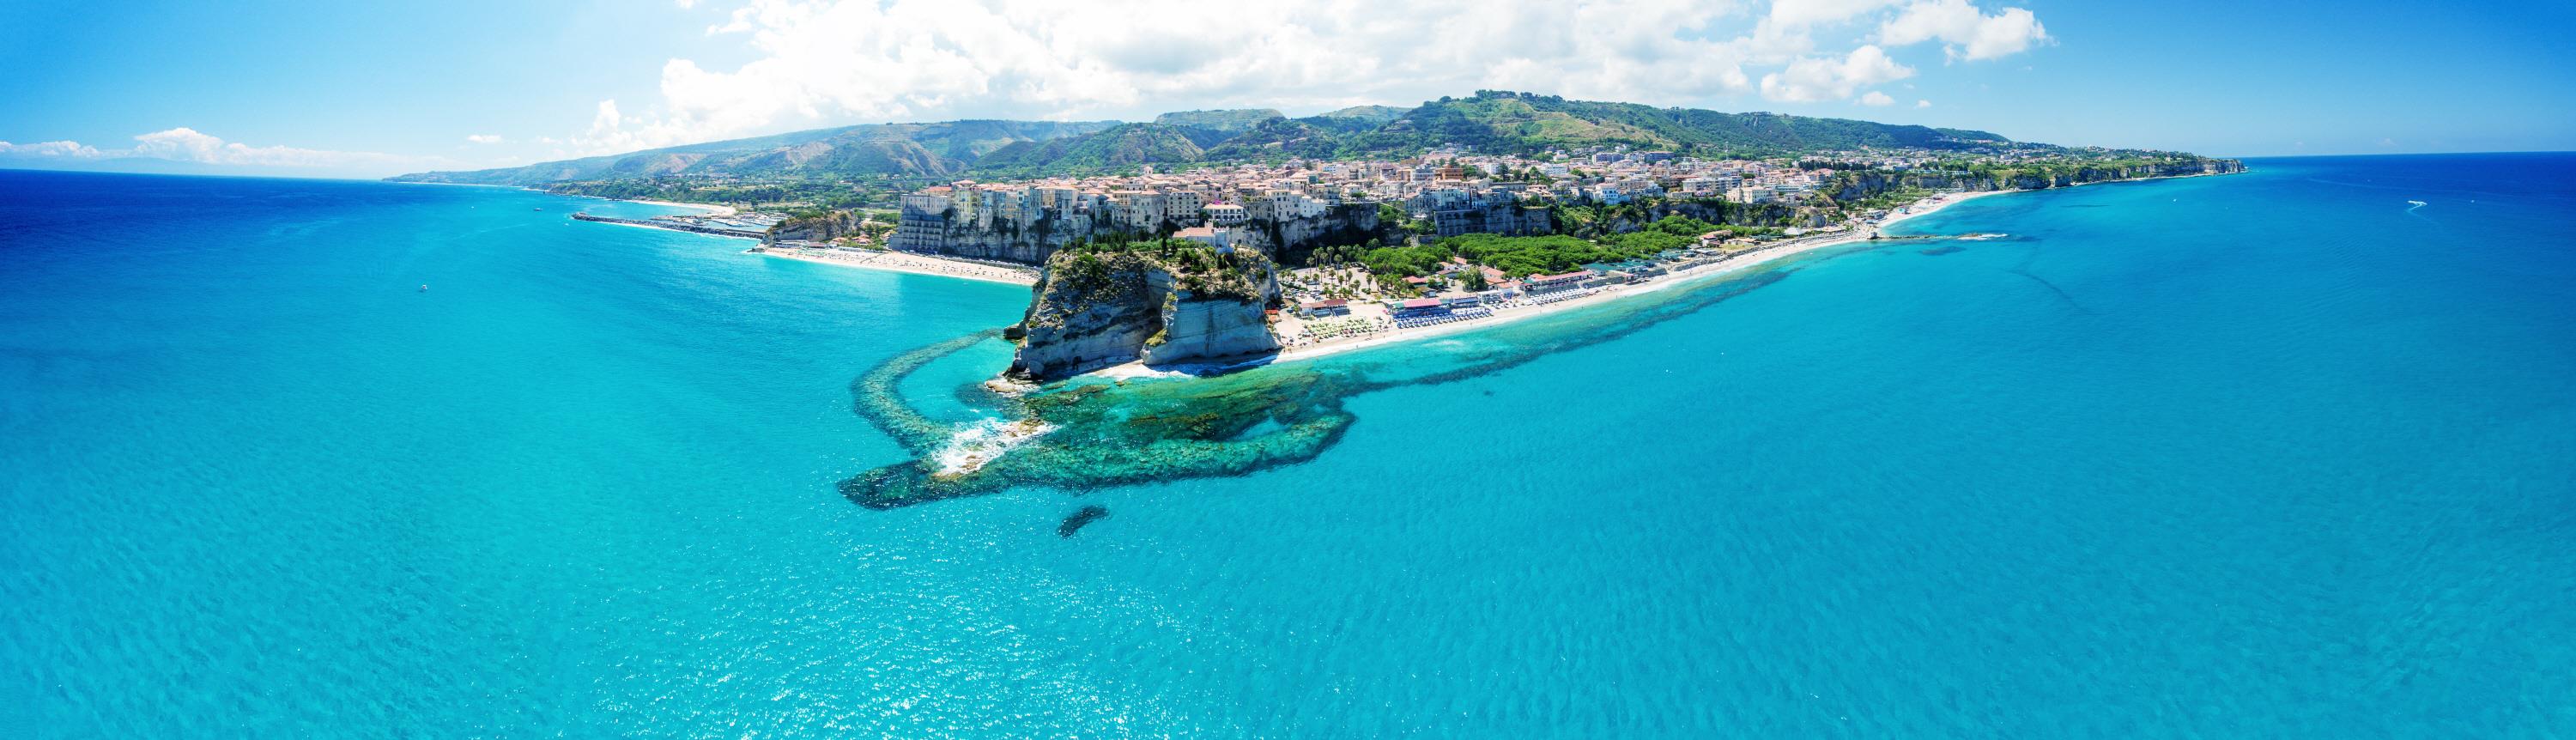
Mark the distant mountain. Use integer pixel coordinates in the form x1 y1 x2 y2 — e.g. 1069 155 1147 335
390 92 2040 185
1349 91 2009 156
386 119 1116 185
1150 109 1286 132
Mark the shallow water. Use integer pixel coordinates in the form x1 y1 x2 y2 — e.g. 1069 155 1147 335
5 155 2575 736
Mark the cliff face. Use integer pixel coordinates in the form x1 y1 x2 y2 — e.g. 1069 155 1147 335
767 211 862 243
1140 290 1279 367
1241 203 1382 264
934 219 1096 264
1008 249 1281 380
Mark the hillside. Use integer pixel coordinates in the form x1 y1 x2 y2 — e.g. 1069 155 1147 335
389 91 2044 185
968 123 1229 175
1151 109 1286 132
1313 105 1408 124
1348 91 2008 156
387 118 1115 185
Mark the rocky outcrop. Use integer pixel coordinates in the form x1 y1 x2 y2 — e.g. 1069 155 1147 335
1008 247 1281 380
930 217 1096 264
1142 289 1279 366
767 211 863 243
1241 203 1382 264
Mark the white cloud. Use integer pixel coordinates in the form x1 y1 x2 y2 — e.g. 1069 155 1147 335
465 134 504 144
0 140 106 159
0 128 427 175
1878 0 2048 61
1759 45 1913 103
568 0 2052 154
126 127 409 169
1916 99 1932 108
1858 90 1895 106
1767 0 1901 28
576 0 1810 154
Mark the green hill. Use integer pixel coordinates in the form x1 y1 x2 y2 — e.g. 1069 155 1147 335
1312 105 1408 124
390 92 2061 186
969 124 1221 175
388 119 1116 185
1347 91 2007 156
1151 109 1286 132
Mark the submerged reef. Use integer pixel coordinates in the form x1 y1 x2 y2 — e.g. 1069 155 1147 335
1058 506 1111 537
841 243 1853 509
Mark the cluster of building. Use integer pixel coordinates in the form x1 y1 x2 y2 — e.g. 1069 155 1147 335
895 136 2079 257
888 145 1911 254
1270 236 1800 347
892 167 1350 254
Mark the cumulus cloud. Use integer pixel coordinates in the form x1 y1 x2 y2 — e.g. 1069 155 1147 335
1878 0 2048 61
578 0 1804 153
1916 99 1932 108
0 128 422 175
1760 45 1913 103
572 0 2052 153
0 140 105 159
124 127 408 169
1767 0 1901 28
1858 90 1895 106
466 134 504 144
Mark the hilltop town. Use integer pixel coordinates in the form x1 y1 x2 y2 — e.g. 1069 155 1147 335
465 92 2242 380
810 139 2235 379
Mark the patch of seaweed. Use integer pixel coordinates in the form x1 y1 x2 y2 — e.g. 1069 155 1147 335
1058 506 1110 537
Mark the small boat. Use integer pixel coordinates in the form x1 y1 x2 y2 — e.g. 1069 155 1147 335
418 285 429 292
532 207 543 211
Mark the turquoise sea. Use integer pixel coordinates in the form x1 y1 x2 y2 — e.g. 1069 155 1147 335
3 155 2573 737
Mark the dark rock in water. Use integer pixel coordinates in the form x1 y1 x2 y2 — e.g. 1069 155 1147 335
1058 506 1110 537
1918 245 1967 256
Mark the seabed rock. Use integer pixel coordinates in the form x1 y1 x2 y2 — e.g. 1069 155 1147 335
1058 506 1110 537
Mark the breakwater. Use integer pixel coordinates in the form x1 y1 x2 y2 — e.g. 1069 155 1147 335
570 212 765 239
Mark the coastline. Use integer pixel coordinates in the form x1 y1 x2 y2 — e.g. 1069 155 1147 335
520 186 740 216
1093 186 2023 379
626 198 737 216
752 246 1039 286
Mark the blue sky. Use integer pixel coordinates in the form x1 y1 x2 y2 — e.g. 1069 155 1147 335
3 0 2570 178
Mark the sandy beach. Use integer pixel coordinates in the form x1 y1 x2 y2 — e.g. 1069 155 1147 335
627 198 738 216
1094 187 2022 379
754 246 1039 286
